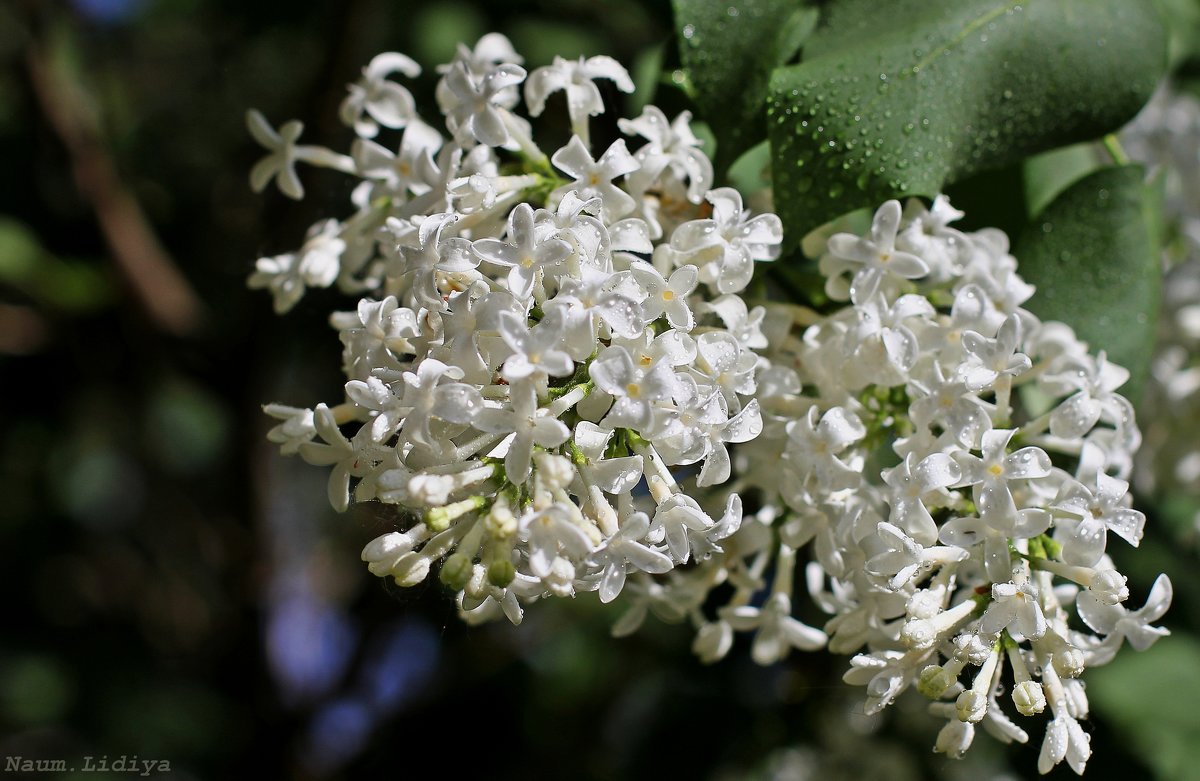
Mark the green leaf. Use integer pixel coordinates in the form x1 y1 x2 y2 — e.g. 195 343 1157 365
1013 165 1161 402
1088 635 1200 781
767 0 1166 243
0 217 112 312
1022 141 1108 217
673 0 817 174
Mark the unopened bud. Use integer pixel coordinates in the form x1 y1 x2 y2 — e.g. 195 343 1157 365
439 552 473 591
901 618 938 650
488 558 516 588
1012 680 1046 716
1089 569 1129 605
955 689 987 723
917 665 955 698
934 718 975 758
392 553 431 587
692 621 733 665
425 495 487 531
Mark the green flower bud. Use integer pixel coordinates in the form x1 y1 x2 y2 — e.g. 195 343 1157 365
440 552 474 591
488 558 516 588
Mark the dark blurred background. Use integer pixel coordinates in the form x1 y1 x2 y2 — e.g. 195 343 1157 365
2 1 1199 779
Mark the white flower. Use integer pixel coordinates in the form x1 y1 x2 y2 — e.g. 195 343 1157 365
339 52 421 138
722 591 827 665
881 452 961 545
474 384 570 485
519 503 593 579
295 219 346 288
388 359 483 452
550 136 640 222
591 511 672 603
298 403 386 511
246 110 305 199
588 344 680 432
351 122 442 203
934 717 976 759
940 510 1049 582
908 363 990 448
390 212 480 308
440 61 528 147
959 313 1032 391
630 260 698 330
473 203 572 299
980 581 1047 641
335 296 421 380
525 55 634 141
1037 713 1091 775
954 428 1051 526
572 421 644 494
1052 473 1145 566
263 404 315 455
670 188 782 294
248 252 305 314
783 406 866 494
898 194 969 281
246 110 353 199
618 106 713 202
1047 352 1131 438
498 308 576 385
699 294 768 351
1076 574 1172 665
692 331 757 411
824 199 928 302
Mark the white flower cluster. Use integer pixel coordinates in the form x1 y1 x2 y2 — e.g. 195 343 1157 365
1123 86 1200 509
251 36 777 624
250 36 1171 776
631 195 1172 775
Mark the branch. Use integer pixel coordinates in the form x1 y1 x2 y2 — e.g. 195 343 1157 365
25 35 205 337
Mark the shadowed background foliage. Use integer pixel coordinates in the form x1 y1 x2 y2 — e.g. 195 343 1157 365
1 1 1199 779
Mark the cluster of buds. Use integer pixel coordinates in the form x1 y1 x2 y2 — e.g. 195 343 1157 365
251 35 1170 775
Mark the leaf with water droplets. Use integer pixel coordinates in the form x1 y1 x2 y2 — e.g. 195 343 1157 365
767 0 1166 243
673 0 818 174
1014 165 1162 402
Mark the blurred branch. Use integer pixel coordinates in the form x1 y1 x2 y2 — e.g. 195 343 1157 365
24 33 205 337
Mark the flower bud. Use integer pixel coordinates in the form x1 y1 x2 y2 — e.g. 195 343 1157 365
485 499 517 539
488 558 516 588
693 621 733 664
901 618 938 650
534 452 575 491
907 587 946 620
955 689 987 723
440 552 474 591
392 553 432 587
1089 569 1129 605
934 718 975 758
1012 680 1046 716
1052 646 1086 679
917 665 955 699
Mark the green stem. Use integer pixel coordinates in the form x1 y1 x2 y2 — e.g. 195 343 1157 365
1102 134 1130 166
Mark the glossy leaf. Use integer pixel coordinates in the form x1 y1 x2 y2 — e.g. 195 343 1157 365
673 0 817 173
1014 165 1162 402
767 0 1166 242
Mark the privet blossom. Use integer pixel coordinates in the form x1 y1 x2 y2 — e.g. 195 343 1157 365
250 36 1171 775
